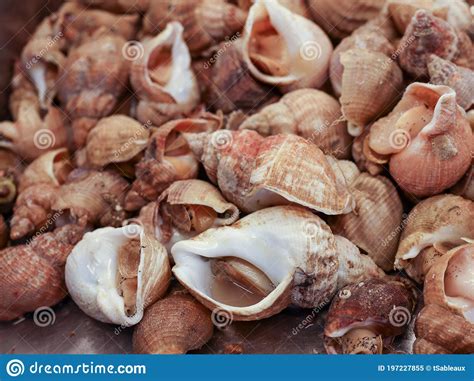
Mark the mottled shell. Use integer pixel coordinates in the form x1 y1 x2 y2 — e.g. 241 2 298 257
328 173 404 271
86 115 150 168
172 206 382 320
324 277 417 353
133 291 214 354
0 224 84 321
130 22 200 127
424 243 474 322
368 83 472 197
125 115 221 211
53 169 129 227
18 148 71 192
239 89 352 159
145 179 240 251
143 0 246 55
414 304 474 354
339 48 404 137
66 225 171 326
201 39 278 113
307 0 387 39
398 10 460 78
330 24 395 98
428 55 474 110
185 129 354 214
395 194 474 283
242 0 333 92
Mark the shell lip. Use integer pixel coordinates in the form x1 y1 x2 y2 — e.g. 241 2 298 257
65 225 147 327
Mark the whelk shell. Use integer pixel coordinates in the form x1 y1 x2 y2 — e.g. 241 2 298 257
141 179 239 251
368 83 472 197
328 173 404 271
398 10 460 78
339 48 404 137
185 129 354 214
125 114 221 211
11 148 72 240
133 291 214 354
238 89 352 159
307 0 387 39
53 169 129 227
57 33 129 148
394 194 474 283
143 0 246 56
0 224 84 321
324 277 417 354
427 54 474 110
86 115 150 168
241 0 333 92
66 225 171 326
171 205 383 321
130 22 200 127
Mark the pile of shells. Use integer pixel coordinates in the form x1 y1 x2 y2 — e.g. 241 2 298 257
0 0 472 355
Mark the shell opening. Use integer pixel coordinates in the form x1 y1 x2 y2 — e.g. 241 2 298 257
339 328 383 355
444 246 474 323
164 131 198 178
117 237 141 317
171 226 294 317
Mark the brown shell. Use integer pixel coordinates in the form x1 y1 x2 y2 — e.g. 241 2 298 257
184 129 354 214
0 224 84 321
351 129 384 176
130 22 200 127
143 0 246 55
395 194 474 282
239 89 352 159
133 291 214 354
125 114 221 211
86 115 150 168
328 173 404 271
53 169 129 227
202 39 278 113
57 2 139 48
398 10 459 78
57 34 129 147
330 24 395 98
324 277 417 353
0 215 9 249
414 304 474 354
307 0 386 39
428 55 474 110
339 49 403 137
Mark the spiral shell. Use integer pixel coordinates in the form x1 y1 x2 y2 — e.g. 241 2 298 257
172 206 383 321
133 291 213 354
66 225 171 326
130 22 200 127
0 224 84 321
184 129 354 214
395 194 474 283
239 89 352 159
241 0 333 92
86 115 150 168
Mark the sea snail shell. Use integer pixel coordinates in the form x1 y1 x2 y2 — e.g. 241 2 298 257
65 225 171 326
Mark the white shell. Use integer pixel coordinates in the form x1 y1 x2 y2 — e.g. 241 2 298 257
65 225 170 326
